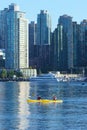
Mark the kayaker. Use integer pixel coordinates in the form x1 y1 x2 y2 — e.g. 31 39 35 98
53 96 57 100
37 96 41 100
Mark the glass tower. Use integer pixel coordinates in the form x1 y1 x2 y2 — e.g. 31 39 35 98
29 21 37 58
0 3 29 69
37 10 51 45
59 15 73 69
79 20 87 67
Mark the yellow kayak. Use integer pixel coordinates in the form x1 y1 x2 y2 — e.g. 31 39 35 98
27 99 63 103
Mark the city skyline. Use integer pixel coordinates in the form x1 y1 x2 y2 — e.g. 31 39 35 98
1 3 87 72
1 0 87 30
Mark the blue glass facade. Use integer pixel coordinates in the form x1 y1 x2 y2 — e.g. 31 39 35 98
1 4 29 69
59 15 73 69
6 11 16 69
37 10 51 45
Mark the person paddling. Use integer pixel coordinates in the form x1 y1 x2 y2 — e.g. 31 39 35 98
37 96 41 100
53 96 57 100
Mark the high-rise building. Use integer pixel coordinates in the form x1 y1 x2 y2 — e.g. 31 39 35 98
0 3 29 69
73 22 80 67
32 10 51 72
29 21 38 68
59 15 73 70
37 10 51 45
51 24 68 71
29 21 37 58
0 8 8 49
79 20 87 67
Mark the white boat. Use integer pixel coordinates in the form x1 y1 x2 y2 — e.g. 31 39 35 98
29 73 56 81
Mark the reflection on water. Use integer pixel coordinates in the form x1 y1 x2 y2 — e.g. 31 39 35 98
0 82 30 130
18 82 30 129
0 79 87 129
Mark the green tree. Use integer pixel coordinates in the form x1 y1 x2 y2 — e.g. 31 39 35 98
0 69 7 79
7 70 14 78
15 71 23 77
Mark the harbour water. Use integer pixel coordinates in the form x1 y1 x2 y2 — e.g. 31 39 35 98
0 75 87 130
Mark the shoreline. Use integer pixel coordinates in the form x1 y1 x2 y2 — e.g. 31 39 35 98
0 78 30 82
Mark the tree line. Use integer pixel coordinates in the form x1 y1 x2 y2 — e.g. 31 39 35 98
0 69 23 79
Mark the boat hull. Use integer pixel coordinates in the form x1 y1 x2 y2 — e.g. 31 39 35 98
27 99 63 103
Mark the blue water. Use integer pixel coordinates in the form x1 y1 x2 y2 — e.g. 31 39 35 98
0 76 87 130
